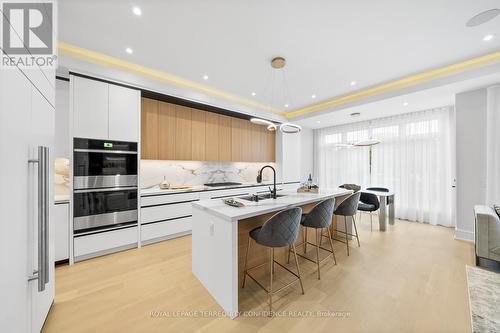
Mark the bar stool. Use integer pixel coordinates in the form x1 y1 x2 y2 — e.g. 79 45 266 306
242 207 305 313
333 192 361 256
289 198 336 280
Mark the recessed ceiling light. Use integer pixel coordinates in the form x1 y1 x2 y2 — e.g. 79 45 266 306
251 92 256 96
132 6 142 16
125 47 133 54
350 112 361 117
483 34 495 41
350 81 357 86
316 120 321 124
203 75 209 80
403 102 409 106
284 104 289 108
311 94 316 99
466 9 500 27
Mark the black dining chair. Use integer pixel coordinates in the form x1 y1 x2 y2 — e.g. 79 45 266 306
366 187 390 205
358 192 380 231
242 207 305 313
366 187 389 192
333 192 361 256
288 198 336 280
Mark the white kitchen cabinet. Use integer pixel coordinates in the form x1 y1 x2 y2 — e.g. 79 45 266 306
74 226 138 261
141 202 194 224
71 75 140 142
109 84 140 142
72 76 109 140
54 203 69 262
141 217 192 244
139 184 285 246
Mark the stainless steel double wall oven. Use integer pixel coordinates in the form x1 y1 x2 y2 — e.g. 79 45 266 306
73 138 138 234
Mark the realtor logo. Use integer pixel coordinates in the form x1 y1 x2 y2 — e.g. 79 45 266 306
1 1 56 68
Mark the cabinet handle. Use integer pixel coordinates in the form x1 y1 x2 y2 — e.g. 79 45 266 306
28 146 49 292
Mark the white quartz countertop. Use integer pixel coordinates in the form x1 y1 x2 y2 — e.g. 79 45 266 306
192 188 352 222
140 181 294 196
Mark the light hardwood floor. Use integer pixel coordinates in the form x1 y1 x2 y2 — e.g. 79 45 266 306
43 216 474 333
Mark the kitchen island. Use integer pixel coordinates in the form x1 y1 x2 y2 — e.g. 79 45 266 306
191 188 352 318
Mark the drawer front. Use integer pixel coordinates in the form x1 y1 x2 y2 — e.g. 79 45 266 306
74 226 138 259
141 192 200 207
141 202 193 224
141 217 192 242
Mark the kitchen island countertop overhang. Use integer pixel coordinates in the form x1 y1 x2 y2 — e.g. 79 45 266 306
191 188 352 318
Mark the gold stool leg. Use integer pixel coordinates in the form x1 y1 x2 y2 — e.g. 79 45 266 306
353 214 360 247
287 245 291 264
370 212 373 232
344 216 349 256
242 236 251 288
315 229 321 280
303 227 308 254
269 248 274 315
292 244 305 294
326 227 337 265
272 247 275 274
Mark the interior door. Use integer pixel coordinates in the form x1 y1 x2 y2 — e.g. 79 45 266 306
29 85 55 333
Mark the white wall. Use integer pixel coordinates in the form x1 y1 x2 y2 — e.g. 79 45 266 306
455 88 487 241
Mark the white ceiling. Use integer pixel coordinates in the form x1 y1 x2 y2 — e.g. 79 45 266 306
59 0 500 114
296 71 500 129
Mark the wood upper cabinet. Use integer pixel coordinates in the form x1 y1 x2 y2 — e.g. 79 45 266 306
205 112 219 161
231 117 244 162
191 109 206 161
218 115 232 161
141 97 159 159
158 101 176 160
175 105 192 160
141 99 275 162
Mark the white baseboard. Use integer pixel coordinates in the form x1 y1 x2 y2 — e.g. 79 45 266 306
455 228 474 242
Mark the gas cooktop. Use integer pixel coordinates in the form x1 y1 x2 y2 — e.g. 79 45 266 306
204 182 243 187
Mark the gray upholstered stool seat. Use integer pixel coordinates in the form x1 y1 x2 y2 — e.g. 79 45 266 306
242 207 305 314
289 198 336 280
333 192 361 256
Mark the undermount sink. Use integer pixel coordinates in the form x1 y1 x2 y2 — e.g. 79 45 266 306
239 193 286 202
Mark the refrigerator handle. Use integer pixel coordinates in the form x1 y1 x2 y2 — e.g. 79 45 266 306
28 146 48 292
42 146 49 285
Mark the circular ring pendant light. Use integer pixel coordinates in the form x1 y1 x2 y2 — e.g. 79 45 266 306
279 123 302 133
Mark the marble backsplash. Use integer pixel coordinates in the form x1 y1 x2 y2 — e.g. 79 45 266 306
140 160 277 188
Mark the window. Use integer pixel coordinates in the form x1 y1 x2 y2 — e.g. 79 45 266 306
346 129 369 143
406 120 438 136
372 125 399 139
324 133 341 144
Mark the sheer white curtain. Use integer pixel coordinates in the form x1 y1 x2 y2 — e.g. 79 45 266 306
370 108 453 226
314 107 454 226
314 122 370 189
